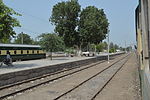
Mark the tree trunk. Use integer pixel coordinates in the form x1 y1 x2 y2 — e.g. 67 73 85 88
50 49 52 60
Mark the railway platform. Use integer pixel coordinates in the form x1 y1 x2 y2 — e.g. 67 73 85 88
0 53 116 75
0 56 92 75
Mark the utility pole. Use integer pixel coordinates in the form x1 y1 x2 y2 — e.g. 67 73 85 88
21 32 23 44
107 30 110 63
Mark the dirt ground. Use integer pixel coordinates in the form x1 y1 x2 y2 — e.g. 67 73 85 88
95 53 141 100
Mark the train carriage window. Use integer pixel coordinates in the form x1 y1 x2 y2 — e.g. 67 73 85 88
27 50 29 54
21 50 23 54
7 50 9 54
32 50 34 54
0 50 1 55
14 51 17 54
37 50 39 54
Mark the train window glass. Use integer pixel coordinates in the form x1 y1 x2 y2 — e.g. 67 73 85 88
21 50 23 54
7 50 9 54
14 51 17 54
27 50 29 54
37 50 39 54
0 50 1 55
32 50 34 54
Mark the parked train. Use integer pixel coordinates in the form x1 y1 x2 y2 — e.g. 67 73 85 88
135 0 150 100
0 44 46 62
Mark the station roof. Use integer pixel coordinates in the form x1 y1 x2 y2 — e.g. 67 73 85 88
0 43 41 48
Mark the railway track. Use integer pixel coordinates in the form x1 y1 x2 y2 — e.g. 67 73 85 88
53 54 130 100
0 54 125 100
91 56 129 100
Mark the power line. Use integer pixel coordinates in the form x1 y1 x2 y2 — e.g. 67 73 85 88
18 27 40 34
16 27 54 37
11 8 54 37
13 8 50 24
15 27 41 39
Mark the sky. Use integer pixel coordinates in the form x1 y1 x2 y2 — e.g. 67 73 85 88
3 0 138 47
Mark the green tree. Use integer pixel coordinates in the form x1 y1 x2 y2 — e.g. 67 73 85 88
79 6 109 46
109 42 114 49
119 47 125 51
89 44 96 52
126 46 132 51
109 48 116 53
96 42 108 52
114 44 119 50
50 0 81 47
109 42 117 53
39 33 65 60
14 33 33 44
32 39 40 45
103 41 108 50
0 0 21 43
96 43 104 52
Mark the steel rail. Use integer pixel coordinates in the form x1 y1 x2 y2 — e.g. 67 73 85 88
90 55 130 100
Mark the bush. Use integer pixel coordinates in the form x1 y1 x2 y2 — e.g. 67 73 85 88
109 48 116 53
